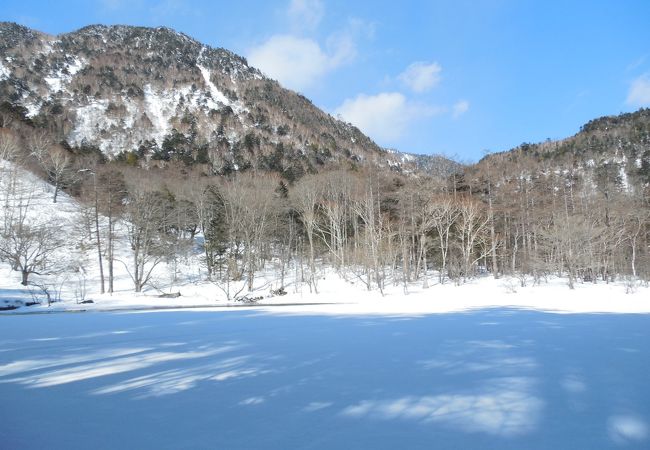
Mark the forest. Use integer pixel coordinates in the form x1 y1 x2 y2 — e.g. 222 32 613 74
1 108 649 301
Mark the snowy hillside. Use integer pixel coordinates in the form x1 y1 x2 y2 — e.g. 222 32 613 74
0 161 648 315
0 22 415 176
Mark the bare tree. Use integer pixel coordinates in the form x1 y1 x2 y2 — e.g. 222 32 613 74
122 184 173 293
626 207 650 278
46 147 77 203
290 174 321 292
220 173 280 291
0 221 66 286
456 197 490 281
0 129 21 162
97 168 126 293
26 131 52 162
351 175 390 293
0 110 14 129
540 214 605 289
27 133 78 203
428 195 460 283
314 170 355 271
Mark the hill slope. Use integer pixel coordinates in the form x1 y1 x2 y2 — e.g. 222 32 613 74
1 22 435 178
475 108 650 195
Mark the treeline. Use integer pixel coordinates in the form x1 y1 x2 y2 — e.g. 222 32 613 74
71 160 650 292
1 119 649 297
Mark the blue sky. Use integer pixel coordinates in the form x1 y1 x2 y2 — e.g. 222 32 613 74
3 0 650 161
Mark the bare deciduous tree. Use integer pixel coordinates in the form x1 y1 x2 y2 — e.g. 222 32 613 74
0 221 66 286
290 174 321 293
0 129 21 162
221 173 280 291
456 197 490 281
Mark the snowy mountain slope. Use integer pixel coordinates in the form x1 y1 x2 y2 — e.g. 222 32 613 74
475 108 650 196
0 22 418 177
386 147 464 178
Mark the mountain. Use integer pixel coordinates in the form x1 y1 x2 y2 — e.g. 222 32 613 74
4 22 645 189
472 108 650 196
0 22 444 180
385 148 464 178
1 24 649 302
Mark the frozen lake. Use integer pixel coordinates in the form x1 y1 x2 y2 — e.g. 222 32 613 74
1 309 649 449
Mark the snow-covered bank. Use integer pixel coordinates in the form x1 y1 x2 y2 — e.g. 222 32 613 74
1 161 649 317
2 271 649 315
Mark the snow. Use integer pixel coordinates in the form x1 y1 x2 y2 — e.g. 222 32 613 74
67 56 85 76
69 86 199 153
2 241 649 317
197 63 247 114
609 416 649 445
0 61 9 80
0 308 649 449
1 162 650 449
198 64 232 107
69 99 110 146
23 102 42 118
1 161 649 316
44 56 85 93
620 163 630 192
196 47 247 113
142 84 227 146
386 148 416 164
0 161 78 228
64 73 244 155
143 84 173 144
44 75 63 92
341 377 543 437
37 41 55 58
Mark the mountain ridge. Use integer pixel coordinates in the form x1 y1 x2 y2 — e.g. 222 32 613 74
0 22 461 180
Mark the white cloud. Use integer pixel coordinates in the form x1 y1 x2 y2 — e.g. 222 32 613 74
324 18 375 67
398 62 442 93
452 100 470 118
626 73 650 106
325 30 356 67
288 0 324 31
248 19 365 92
248 35 339 91
334 92 440 142
248 2 372 91
608 415 648 445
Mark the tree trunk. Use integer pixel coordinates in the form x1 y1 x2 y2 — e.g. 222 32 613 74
108 215 114 293
94 184 105 294
307 228 318 294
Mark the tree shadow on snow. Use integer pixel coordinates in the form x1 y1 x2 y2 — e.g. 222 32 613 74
0 309 649 449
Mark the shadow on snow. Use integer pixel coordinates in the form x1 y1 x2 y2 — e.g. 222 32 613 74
0 309 649 449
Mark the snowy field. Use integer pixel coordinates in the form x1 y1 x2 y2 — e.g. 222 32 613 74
1 309 649 449
2 270 650 315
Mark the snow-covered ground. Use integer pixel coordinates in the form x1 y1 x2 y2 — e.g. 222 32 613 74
1 161 649 316
2 164 649 449
3 266 650 315
1 309 649 449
